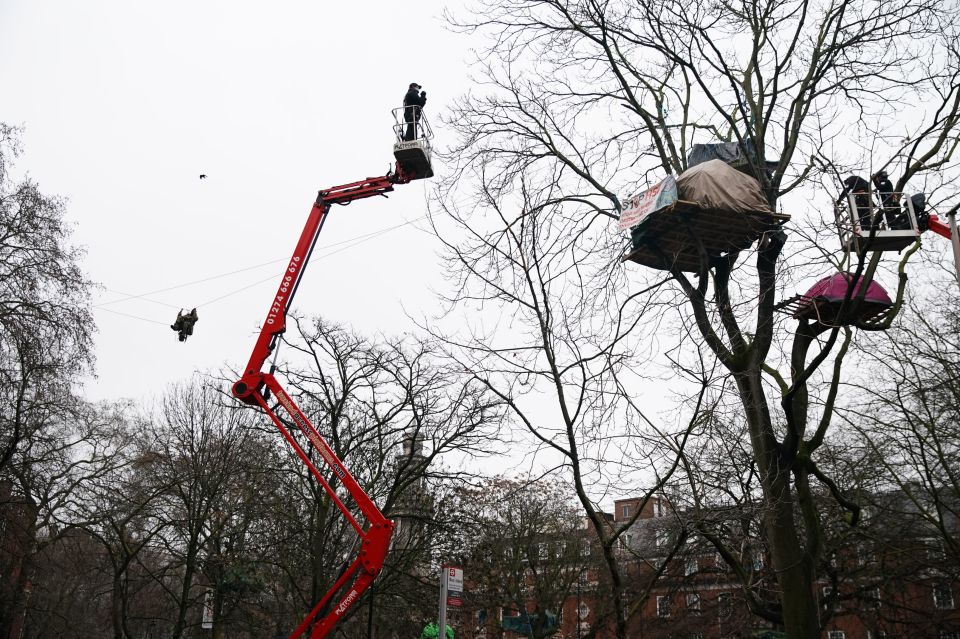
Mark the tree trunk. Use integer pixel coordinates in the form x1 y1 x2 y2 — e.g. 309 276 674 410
211 586 226 639
172 545 198 639
736 371 819 638
111 570 125 639
2 555 32 639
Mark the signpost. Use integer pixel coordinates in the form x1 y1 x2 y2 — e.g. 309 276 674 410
201 589 214 630
617 175 678 231
437 565 463 638
446 566 464 608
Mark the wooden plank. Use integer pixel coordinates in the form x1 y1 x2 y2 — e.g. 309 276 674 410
623 200 789 272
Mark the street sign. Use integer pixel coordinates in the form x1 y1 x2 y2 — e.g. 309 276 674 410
201 589 214 630
446 566 463 591
438 565 465 635
445 566 464 607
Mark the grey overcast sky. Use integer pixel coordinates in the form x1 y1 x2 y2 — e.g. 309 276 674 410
1 1 473 402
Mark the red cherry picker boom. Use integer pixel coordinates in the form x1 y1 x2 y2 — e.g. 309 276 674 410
231 105 433 638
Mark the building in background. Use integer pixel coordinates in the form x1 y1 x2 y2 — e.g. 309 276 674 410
458 488 960 639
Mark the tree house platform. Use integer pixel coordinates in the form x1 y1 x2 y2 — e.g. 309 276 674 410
622 200 790 272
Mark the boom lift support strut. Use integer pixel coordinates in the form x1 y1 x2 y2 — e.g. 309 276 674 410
232 167 414 639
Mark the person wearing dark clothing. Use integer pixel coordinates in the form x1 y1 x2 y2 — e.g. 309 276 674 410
403 82 427 141
872 170 899 228
838 175 874 230
170 308 199 342
908 192 929 231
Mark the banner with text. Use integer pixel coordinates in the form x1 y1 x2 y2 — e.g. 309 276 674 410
617 175 678 231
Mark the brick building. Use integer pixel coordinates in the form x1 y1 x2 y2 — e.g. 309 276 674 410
458 490 960 639
0 479 38 639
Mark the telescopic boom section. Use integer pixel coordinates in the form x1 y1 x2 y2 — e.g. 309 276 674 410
232 169 411 639
928 213 954 241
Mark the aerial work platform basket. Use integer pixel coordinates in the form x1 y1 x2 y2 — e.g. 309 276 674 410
837 190 921 255
392 106 434 180
620 160 789 272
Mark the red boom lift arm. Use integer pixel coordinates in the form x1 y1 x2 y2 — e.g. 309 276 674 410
927 213 953 241
232 167 414 638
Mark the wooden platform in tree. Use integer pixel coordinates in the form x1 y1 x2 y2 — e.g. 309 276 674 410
622 200 790 272
774 294 891 326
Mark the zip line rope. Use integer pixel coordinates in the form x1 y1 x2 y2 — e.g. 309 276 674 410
189 214 428 308
97 306 171 326
93 213 429 325
95 256 289 308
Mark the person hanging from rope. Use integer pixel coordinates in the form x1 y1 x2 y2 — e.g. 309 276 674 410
170 308 199 342
403 82 427 141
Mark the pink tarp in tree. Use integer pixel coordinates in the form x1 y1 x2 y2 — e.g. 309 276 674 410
775 272 893 325
802 273 892 305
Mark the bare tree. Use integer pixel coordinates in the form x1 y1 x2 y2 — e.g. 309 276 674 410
1 400 131 639
843 288 960 559
0 123 95 476
427 155 708 639
436 0 960 636
0 122 104 636
141 379 268 639
242 316 503 636
64 407 173 639
447 477 595 639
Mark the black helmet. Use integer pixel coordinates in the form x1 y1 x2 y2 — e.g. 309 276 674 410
409 82 422 90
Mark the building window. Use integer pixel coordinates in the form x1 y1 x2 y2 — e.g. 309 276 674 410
686 593 701 613
928 539 947 561
657 595 671 618
826 632 845 639
580 542 591 557
821 585 837 611
751 551 764 571
924 539 946 561
685 557 698 576
867 632 887 639
865 586 881 609
538 543 548 559
619 533 633 550
939 632 960 639
717 593 732 617
934 584 955 610
688 634 703 639
621 504 631 518
577 603 590 620
655 529 669 547
654 499 665 517
857 542 873 567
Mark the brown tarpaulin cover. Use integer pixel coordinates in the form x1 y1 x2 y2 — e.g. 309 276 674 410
675 159 773 214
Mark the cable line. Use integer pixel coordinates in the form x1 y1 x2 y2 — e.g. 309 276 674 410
96 306 170 326
95 256 289 308
93 213 429 324
195 272 281 307
99 288 182 311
